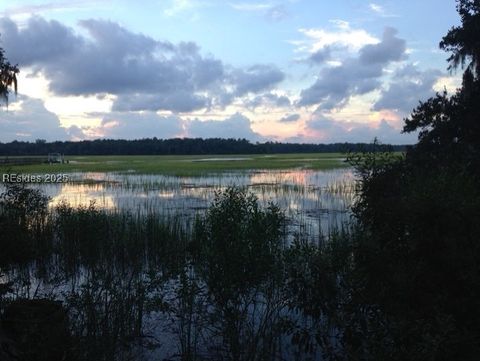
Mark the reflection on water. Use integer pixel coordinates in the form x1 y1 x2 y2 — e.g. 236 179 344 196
0 168 357 360
26 168 356 240
49 183 117 209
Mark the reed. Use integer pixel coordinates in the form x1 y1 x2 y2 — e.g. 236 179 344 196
0 180 356 360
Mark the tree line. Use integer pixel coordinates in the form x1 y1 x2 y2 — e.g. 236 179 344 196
339 1 480 358
0 138 406 156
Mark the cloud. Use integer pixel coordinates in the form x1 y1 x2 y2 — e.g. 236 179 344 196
369 3 384 14
186 113 262 140
298 58 383 109
0 16 82 66
306 115 417 144
298 27 407 111
112 93 209 113
295 21 379 55
164 0 201 16
368 3 397 18
359 27 406 64
96 112 183 139
231 64 285 97
0 16 285 113
0 96 69 142
279 113 300 122
230 2 290 21
265 5 289 21
66 125 88 140
91 112 261 141
0 108 265 142
309 47 331 64
230 2 272 11
0 17 177 95
0 1 106 17
246 93 291 109
373 64 442 114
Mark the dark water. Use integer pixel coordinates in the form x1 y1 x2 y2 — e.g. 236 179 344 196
38 168 356 240
1 168 356 360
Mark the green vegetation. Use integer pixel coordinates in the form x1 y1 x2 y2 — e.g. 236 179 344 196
1 1 479 360
3 153 348 175
0 184 315 360
330 1 480 358
0 45 18 105
0 137 407 156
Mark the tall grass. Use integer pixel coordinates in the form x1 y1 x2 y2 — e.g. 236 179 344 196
1 184 356 361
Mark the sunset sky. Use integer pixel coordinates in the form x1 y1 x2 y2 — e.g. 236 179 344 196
0 0 462 144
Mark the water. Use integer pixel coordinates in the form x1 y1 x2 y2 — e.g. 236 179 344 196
0 167 357 360
31 168 356 240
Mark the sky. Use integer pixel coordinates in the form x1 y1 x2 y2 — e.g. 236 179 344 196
0 0 462 144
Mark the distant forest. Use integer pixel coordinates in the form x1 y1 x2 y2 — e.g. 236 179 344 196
0 138 406 156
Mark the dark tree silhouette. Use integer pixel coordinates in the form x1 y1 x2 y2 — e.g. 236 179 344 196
0 44 19 105
0 138 406 156
403 0 480 174
342 1 480 359
440 0 480 77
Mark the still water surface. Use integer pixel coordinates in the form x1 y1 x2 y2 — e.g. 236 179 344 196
39 168 356 239
1 167 357 360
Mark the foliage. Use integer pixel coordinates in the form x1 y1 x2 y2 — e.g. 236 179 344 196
410 0 480 173
0 186 291 360
440 0 480 76
192 187 287 360
0 45 19 105
349 152 480 359
193 187 284 294
2 2 480 358
346 138 401 181
0 183 49 222
402 72 480 177
0 137 406 156
0 183 51 265
53 201 187 272
283 233 355 359
343 1 480 358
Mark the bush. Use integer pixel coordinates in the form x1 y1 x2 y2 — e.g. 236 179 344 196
0 183 50 265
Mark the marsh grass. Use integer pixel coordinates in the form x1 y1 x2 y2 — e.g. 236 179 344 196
0 174 356 360
4 153 348 175
18 168 354 244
